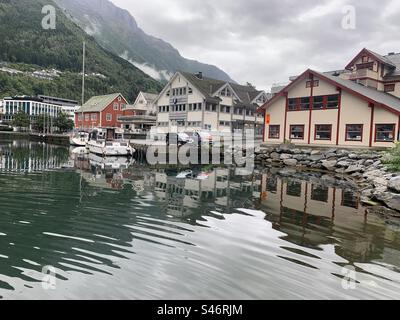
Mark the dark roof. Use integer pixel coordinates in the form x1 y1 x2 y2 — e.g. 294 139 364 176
259 69 400 115
384 53 400 79
180 71 263 106
346 48 397 70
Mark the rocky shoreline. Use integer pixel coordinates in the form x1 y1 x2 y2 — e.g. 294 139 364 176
254 144 400 220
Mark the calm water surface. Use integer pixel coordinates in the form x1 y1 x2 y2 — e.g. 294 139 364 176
0 140 400 299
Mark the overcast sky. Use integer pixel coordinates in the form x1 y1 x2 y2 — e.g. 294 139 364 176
111 0 400 90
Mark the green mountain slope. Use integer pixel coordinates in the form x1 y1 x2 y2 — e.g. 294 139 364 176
54 0 234 82
0 0 162 103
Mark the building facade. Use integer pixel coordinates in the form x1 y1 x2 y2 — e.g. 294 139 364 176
119 91 158 133
75 93 131 129
156 72 268 136
1 96 63 123
260 49 400 148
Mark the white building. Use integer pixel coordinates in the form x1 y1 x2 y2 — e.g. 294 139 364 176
155 72 268 136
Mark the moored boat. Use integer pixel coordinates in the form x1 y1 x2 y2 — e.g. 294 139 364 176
87 127 135 156
69 131 89 147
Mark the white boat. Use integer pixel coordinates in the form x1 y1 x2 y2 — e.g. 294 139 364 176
87 127 135 156
88 153 135 170
70 131 89 147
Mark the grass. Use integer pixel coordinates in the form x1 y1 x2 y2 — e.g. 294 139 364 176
382 142 400 171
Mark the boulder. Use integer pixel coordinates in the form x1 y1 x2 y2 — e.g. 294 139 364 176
309 154 323 162
302 149 312 155
270 152 280 160
292 149 302 154
337 150 350 157
325 148 338 154
367 206 400 219
277 143 295 153
374 192 400 212
388 176 400 193
311 150 321 155
280 153 292 160
321 160 338 170
283 159 298 167
345 165 363 174
337 161 351 168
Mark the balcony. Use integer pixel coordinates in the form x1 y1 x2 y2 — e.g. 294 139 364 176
169 111 187 121
349 68 379 80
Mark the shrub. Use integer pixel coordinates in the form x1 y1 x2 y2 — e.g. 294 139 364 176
383 142 400 171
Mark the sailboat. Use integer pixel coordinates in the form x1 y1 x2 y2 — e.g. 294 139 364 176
70 41 89 147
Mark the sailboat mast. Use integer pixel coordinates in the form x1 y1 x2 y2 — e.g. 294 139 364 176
81 41 86 129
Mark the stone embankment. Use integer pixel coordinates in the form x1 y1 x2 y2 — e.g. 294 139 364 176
254 144 400 220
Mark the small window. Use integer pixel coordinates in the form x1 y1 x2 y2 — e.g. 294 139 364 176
166 90 170 97
290 125 305 140
306 80 319 88
188 88 193 94
315 124 332 140
362 55 369 63
326 95 339 109
106 114 112 122
91 114 97 121
286 180 302 197
85 114 89 121
118 96 122 102
375 124 395 142
269 125 280 139
114 103 119 110
313 96 324 110
311 185 329 203
384 84 395 92
346 124 363 141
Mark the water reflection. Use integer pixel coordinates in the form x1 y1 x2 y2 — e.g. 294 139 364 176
0 141 399 299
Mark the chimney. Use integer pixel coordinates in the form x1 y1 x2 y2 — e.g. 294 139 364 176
388 52 395 56
196 72 203 80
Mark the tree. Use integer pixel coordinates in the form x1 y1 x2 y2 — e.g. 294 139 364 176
55 112 74 133
12 110 30 129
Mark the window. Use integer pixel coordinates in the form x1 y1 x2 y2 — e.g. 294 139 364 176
300 97 310 110
286 180 302 197
106 114 112 122
342 190 359 209
269 125 280 139
315 124 332 140
346 124 363 141
311 185 329 203
219 121 230 126
288 98 298 111
290 125 305 140
313 96 324 110
114 103 119 110
188 88 193 94
384 84 395 92
91 114 97 121
120 103 126 110
117 96 122 102
306 80 319 88
362 55 369 63
166 90 170 97
85 114 89 121
78 114 83 121
375 124 395 142
326 94 339 109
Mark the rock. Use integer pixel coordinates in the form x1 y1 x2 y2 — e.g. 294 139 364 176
367 206 400 219
270 152 280 160
335 168 346 174
309 154 323 162
325 153 337 159
388 176 400 193
337 161 351 168
283 159 298 166
321 160 337 170
337 150 350 157
363 169 383 180
373 177 389 187
277 143 295 153
302 149 312 155
325 148 337 154
364 160 374 167
374 192 400 211
373 160 382 167
292 149 302 154
345 165 364 174
293 154 306 161
280 153 292 160
311 150 321 155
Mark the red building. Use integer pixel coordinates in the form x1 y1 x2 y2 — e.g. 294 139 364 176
75 93 134 129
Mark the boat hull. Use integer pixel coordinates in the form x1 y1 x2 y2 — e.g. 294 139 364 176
87 141 135 156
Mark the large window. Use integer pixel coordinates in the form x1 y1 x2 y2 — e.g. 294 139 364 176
315 124 332 140
313 96 324 110
269 125 280 139
326 95 339 109
290 125 305 140
311 185 329 203
288 98 298 111
375 124 395 142
106 114 112 122
346 124 363 141
300 97 310 110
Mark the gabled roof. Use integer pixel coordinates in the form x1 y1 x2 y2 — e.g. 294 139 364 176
142 92 158 103
384 53 400 79
78 93 124 113
258 69 400 115
180 71 263 107
345 48 396 70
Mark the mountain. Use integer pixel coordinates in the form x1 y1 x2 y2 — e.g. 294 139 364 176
0 0 162 102
53 0 234 83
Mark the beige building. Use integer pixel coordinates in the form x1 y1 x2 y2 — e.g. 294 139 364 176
155 71 268 136
260 48 400 148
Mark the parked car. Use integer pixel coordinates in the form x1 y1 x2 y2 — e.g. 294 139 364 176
166 132 191 147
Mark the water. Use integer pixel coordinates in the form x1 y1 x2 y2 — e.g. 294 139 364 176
0 140 400 299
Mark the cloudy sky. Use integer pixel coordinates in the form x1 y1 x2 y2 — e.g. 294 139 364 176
111 0 400 90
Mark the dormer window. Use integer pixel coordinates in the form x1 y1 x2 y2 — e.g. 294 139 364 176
362 56 369 63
